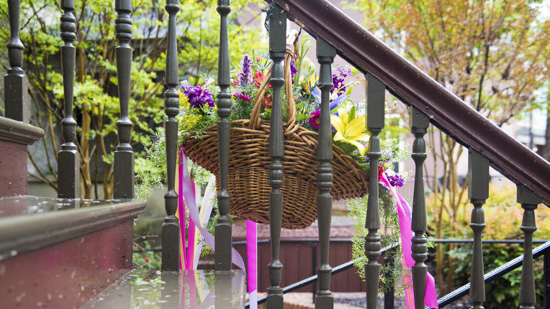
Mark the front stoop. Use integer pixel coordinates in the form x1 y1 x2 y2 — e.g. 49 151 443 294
0 196 145 309
80 269 245 308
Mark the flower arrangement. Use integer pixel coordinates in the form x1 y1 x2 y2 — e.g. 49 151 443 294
139 35 413 292
146 35 411 212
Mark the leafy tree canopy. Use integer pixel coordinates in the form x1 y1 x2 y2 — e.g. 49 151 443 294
345 0 550 125
0 0 267 199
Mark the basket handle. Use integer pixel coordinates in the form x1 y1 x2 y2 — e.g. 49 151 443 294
249 31 299 130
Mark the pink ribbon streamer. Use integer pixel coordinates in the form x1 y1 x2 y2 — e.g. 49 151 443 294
186 182 197 270
178 160 186 270
187 271 197 308
179 151 246 271
246 220 258 309
381 173 439 309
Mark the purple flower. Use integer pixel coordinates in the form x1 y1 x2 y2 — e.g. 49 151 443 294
290 60 298 84
388 174 405 187
239 54 253 86
309 110 321 130
182 85 215 108
331 67 352 95
233 92 251 102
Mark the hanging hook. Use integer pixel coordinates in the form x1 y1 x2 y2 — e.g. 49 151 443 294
262 0 276 32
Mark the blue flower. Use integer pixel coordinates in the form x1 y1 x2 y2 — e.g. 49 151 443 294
311 88 346 112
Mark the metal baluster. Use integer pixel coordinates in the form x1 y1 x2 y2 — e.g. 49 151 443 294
214 0 232 272
544 249 550 309
5 0 27 122
114 0 134 199
266 5 286 308
57 0 79 198
410 106 429 308
161 0 180 271
315 37 336 309
365 73 384 309
468 149 490 309
518 185 541 309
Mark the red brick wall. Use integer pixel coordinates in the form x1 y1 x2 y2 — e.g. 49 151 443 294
0 140 28 196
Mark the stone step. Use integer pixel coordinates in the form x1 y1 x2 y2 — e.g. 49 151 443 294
0 196 145 309
80 269 246 309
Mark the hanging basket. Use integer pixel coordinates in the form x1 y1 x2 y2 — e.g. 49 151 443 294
182 35 368 229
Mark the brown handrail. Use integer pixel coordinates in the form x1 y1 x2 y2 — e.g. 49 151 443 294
274 0 550 205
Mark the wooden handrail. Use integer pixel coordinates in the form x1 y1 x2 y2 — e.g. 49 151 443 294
273 0 550 206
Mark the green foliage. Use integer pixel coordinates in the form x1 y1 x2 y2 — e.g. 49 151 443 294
133 239 162 270
347 137 411 294
430 184 550 307
348 188 409 294
0 0 267 199
135 128 167 201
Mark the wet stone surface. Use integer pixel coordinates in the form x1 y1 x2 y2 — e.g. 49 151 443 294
0 195 131 218
80 269 245 309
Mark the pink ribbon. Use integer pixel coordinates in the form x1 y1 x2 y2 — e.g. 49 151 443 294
381 173 439 309
177 160 186 270
179 151 246 271
246 220 258 308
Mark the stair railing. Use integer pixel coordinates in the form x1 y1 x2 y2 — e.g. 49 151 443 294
245 1 549 308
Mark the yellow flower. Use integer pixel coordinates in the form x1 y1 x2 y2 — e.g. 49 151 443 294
179 90 189 107
331 108 369 156
304 74 318 95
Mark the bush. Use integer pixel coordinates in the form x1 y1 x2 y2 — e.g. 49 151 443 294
433 183 550 308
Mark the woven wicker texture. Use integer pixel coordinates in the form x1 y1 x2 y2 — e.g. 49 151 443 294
182 35 368 229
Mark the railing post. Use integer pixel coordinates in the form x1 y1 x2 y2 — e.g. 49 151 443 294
518 185 541 309
312 241 318 304
5 0 28 122
214 0 233 272
410 106 429 308
365 73 384 309
57 0 79 199
468 149 490 309
266 5 286 308
544 248 550 309
315 37 336 309
161 0 180 271
113 0 134 199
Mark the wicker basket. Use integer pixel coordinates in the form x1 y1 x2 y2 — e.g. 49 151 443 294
182 38 368 229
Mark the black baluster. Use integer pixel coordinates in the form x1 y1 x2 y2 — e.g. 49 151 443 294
518 185 541 309
57 0 79 199
468 149 489 309
161 0 180 271
114 0 134 199
411 106 429 308
5 0 27 122
266 5 286 309
544 249 550 309
215 0 232 272
365 73 384 309
315 37 336 309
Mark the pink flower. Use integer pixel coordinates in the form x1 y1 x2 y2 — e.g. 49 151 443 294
309 110 321 130
233 93 251 102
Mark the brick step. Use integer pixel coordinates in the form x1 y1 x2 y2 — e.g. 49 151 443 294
0 196 144 309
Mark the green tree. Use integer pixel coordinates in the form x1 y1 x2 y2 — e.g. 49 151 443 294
0 0 266 199
345 0 550 296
